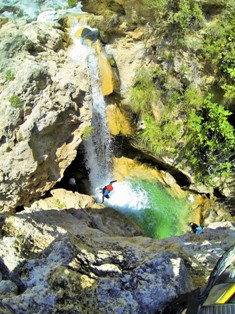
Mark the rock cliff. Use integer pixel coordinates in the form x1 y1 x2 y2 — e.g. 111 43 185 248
0 190 234 313
0 19 91 211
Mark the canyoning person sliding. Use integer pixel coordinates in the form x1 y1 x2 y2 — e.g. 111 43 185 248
188 222 203 234
97 180 117 203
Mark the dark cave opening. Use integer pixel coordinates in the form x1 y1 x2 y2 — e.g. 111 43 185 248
16 205 25 213
54 145 90 195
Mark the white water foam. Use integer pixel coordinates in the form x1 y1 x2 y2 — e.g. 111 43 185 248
67 22 92 63
95 180 150 212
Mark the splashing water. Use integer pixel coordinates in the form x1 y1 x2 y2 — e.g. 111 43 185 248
96 177 192 239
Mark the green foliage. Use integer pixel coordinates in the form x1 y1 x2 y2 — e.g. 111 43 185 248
141 0 168 15
173 0 191 30
168 91 181 108
140 115 182 156
130 67 160 114
5 69 15 81
82 125 93 140
55 199 66 209
9 95 22 108
173 0 204 33
187 94 235 183
17 132 24 142
202 8 235 98
67 0 77 8
130 65 204 157
221 84 235 99
184 84 203 111
142 0 204 33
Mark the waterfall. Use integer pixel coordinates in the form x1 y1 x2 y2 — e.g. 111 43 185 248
68 18 194 240
85 52 113 190
68 21 112 193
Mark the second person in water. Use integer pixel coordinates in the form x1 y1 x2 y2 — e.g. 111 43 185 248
98 180 117 203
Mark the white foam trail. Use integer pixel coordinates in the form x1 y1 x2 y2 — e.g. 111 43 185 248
67 22 92 63
95 180 150 212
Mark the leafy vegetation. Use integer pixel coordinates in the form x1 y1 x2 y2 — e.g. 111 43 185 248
130 68 159 115
186 94 235 184
67 0 77 8
142 0 204 33
82 125 94 140
130 67 204 156
5 69 15 81
202 6 235 101
9 95 23 108
130 64 235 183
55 199 66 209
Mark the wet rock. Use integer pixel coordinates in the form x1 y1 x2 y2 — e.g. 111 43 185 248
81 27 99 44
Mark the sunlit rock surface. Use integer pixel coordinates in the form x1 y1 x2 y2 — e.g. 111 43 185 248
0 20 91 210
0 190 234 313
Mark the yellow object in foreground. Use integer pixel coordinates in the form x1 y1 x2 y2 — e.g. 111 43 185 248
216 283 235 304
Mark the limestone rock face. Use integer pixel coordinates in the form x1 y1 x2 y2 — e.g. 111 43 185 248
81 0 154 26
105 40 146 99
0 20 91 211
0 190 234 313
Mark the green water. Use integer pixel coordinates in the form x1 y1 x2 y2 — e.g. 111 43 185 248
109 177 192 239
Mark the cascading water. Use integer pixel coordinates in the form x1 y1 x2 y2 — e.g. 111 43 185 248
67 17 196 240
85 52 113 189
68 20 113 192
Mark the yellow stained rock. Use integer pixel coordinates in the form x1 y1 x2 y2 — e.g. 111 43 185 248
106 104 134 136
94 42 114 96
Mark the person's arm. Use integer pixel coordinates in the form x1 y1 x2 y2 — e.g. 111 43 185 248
110 180 117 185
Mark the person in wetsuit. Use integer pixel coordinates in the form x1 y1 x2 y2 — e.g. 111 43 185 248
99 180 117 203
188 222 203 234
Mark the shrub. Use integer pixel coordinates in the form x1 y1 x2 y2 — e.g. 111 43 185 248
5 70 15 81
186 94 235 183
9 95 22 108
130 67 160 115
183 84 203 111
82 125 93 140
140 115 182 156
67 0 77 8
202 7 235 101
